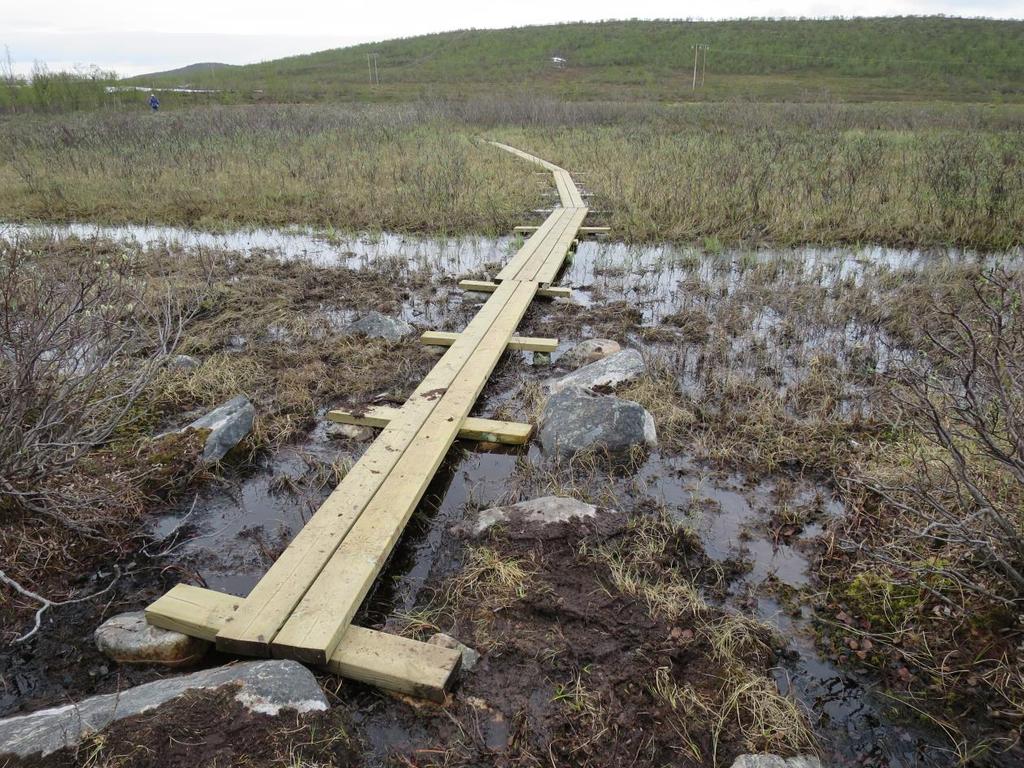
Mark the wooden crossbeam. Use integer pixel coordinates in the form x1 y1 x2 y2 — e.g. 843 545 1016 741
147 585 460 702
327 406 532 445
420 330 557 353
514 225 609 235
459 280 570 299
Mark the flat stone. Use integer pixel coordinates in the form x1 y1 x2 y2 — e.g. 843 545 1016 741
186 394 256 462
0 660 327 759
561 339 621 367
95 611 208 667
167 354 200 371
539 387 656 459
344 311 414 342
427 633 480 672
730 756 823 768
326 422 374 441
226 334 248 350
550 348 645 393
457 496 599 537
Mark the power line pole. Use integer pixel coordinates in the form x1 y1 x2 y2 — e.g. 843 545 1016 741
692 43 709 91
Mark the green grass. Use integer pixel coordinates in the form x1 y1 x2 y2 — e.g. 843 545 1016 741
2 100 1021 250
126 17 1024 103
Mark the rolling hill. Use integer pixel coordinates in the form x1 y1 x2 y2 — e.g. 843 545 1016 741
130 17 1024 102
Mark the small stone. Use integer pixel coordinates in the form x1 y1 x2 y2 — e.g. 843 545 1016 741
344 311 414 342
550 349 645 393
95 611 208 667
456 496 600 537
427 633 480 672
185 395 256 462
729 756 823 768
226 334 248 350
326 422 374 441
539 387 656 459
167 354 199 371
562 338 621 367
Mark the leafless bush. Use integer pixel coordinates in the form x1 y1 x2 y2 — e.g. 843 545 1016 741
848 268 1024 606
0 239 191 534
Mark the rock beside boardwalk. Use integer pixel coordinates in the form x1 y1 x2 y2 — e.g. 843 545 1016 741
730 756 823 768
186 394 255 462
561 338 621 368
345 311 414 342
428 633 481 672
95 611 209 667
550 348 645 393
539 387 656 459
456 496 600 537
0 660 327 759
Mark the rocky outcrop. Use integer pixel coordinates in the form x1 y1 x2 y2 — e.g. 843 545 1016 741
344 311 414 341
456 496 600 537
94 611 209 667
0 660 328 759
550 349 645 393
561 339 621 368
186 395 255 462
539 387 656 459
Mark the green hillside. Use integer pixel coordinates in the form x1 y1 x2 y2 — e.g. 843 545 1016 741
131 17 1024 102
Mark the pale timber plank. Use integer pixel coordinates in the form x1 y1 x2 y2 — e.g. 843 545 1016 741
420 330 557 353
215 280 524 656
147 585 460 702
458 280 571 299
272 282 539 665
327 406 533 445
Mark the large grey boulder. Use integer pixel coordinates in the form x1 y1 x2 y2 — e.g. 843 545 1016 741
561 339 621 368
345 311 414 342
186 395 255 462
550 348 645 393
730 756 822 768
0 660 327 759
95 611 209 667
539 387 656 459
457 496 599 537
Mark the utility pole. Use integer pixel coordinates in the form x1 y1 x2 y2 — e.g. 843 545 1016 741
366 53 379 85
692 44 709 91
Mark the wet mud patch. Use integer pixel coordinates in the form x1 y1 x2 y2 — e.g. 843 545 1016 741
357 515 812 767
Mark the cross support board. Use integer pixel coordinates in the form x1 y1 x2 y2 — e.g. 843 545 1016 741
327 406 533 445
145 141 588 699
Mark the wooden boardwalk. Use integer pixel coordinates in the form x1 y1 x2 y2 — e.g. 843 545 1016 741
146 142 588 701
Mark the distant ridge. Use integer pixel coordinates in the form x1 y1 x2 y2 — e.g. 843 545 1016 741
125 18 1024 102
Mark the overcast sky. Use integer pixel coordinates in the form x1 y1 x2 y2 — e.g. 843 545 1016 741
3 0 1020 77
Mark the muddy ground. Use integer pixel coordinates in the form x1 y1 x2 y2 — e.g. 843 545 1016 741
2 228 1022 767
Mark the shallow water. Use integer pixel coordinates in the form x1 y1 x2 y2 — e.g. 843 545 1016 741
16 220 998 763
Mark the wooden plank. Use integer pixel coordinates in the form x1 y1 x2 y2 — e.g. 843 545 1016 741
494 207 572 283
420 330 557 353
458 280 570 299
271 282 539 665
147 585 460 702
513 225 540 233
327 406 533 445
215 280 524 656
517 207 588 285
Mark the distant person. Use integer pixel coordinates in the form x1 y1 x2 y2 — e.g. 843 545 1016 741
148 93 160 112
